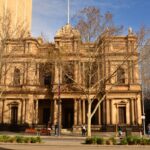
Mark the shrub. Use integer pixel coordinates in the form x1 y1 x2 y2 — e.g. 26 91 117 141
140 138 148 145
120 138 128 145
1 135 10 142
97 137 104 145
0 136 4 142
23 137 30 143
7 137 15 143
92 136 98 144
0 135 42 143
85 138 93 144
146 139 150 145
133 137 141 145
15 136 24 143
126 136 143 145
30 137 37 143
36 137 42 143
126 136 137 145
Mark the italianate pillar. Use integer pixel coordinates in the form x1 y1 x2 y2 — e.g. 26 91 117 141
82 99 86 124
131 98 135 125
74 99 77 126
106 99 110 124
78 99 82 125
35 99 39 124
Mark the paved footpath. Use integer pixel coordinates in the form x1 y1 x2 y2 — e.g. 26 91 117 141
1 143 150 150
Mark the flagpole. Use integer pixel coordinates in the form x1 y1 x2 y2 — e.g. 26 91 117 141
68 0 70 24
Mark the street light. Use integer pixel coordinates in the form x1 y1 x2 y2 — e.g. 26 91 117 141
141 82 146 135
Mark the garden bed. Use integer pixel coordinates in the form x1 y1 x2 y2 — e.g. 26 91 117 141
0 135 42 143
85 136 150 145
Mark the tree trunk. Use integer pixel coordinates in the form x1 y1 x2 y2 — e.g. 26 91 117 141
87 101 92 137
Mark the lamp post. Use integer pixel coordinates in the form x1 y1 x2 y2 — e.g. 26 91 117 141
141 90 146 135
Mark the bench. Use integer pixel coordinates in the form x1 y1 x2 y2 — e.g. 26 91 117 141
25 128 51 135
25 128 36 134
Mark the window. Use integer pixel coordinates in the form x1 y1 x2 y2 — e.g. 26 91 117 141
63 62 74 84
118 107 126 124
39 63 53 86
117 68 125 84
44 75 51 86
13 68 21 86
84 62 98 88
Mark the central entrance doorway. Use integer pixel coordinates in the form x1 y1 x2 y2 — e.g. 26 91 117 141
62 99 74 129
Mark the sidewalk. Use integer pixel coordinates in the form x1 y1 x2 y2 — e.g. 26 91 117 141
0 131 116 138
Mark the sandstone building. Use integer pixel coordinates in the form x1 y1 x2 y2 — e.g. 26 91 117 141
0 22 142 131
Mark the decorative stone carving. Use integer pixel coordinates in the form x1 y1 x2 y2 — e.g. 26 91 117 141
55 24 80 38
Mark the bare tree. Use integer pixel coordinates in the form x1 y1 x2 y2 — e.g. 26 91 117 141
0 9 28 99
73 6 123 42
66 7 143 137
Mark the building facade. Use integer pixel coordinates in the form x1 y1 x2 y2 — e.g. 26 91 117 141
0 23 142 131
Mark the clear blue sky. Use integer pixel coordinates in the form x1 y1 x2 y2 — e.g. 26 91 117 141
32 0 150 41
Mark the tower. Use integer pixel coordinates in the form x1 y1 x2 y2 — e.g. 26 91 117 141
0 0 32 33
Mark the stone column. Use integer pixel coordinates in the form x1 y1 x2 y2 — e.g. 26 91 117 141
24 99 27 123
98 104 101 125
106 99 110 124
54 63 59 84
26 96 34 125
2 99 5 123
22 99 26 124
134 99 138 125
110 99 112 124
18 100 22 124
78 62 82 85
131 98 135 125
74 99 77 126
20 99 23 124
82 99 86 124
74 61 78 83
78 99 82 125
35 100 39 124
126 101 130 125
137 96 142 125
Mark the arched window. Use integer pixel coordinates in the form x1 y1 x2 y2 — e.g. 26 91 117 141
13 68 21 86
117 68 125 84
